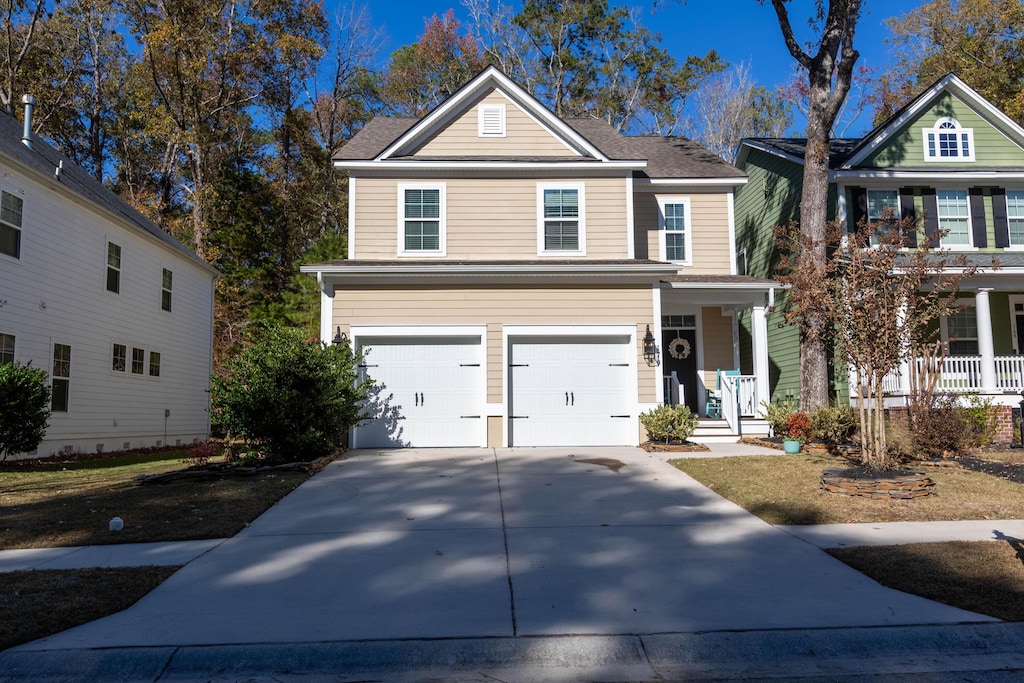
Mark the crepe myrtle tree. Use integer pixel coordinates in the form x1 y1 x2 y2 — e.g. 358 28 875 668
0 361 51 461
210 322 372 464
775 215 975 470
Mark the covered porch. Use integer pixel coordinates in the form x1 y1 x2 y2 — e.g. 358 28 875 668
656 276 780 437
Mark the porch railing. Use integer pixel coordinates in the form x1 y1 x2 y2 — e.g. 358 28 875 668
663 372 682 406
881 355 1024 394
720 374 759 433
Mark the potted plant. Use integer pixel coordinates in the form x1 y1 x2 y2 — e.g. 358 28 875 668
783 411 812 454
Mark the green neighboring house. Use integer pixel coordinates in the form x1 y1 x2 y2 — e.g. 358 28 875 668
735 74 1024 435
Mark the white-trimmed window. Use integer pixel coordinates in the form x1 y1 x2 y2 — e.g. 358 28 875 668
398 184 445 255
131 347 145 374
941 305 979 356
657 196 692 264
149 351 161 377
0 333 14 365
1007 191 1024 246
537 183 585 254
478 103 506 137
937 189 972 247
161 268 173 311
0 190 22 259
866 189 899 243
106 241 121 293
923 117 975 162
51 343 71 412
112 343 126 372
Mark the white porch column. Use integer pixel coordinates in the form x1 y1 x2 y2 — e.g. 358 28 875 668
897 300 911 395
751 304 771 410
976 288 997 392
319 278 334 345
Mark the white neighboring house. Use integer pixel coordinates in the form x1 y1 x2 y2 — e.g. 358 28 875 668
0 100 217 458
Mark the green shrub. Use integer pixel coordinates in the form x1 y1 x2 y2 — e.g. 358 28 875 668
760 399 798 438
640 404 699 443
210 323 373 465
960 394 998 447
0 361 51 460
810 404 857 443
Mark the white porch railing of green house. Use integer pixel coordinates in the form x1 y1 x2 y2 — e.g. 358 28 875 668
663 372 682 406
881 355 1024 394
721 375 759 433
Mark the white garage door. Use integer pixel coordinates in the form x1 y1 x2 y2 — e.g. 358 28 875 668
509 336 635 447
354 336 483 448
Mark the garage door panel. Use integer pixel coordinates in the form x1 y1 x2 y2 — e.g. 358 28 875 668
509 335 635 447
355 336 482 448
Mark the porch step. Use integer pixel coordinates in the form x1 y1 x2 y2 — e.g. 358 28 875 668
690 418 771 444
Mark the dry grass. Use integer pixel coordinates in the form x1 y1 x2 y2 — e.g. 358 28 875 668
0 450 310 549
0 566 179 650
671 452 1024 525
830 540 1024 621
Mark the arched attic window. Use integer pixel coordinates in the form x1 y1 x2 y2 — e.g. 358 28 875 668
923 117 975 162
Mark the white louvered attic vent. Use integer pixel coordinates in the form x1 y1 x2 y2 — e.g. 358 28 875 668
478 103 506 137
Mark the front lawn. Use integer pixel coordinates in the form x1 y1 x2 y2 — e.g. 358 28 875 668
671 451 1024 525
0 448 310 549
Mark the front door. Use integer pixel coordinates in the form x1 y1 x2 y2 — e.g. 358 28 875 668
662 329 698 414
1015 301 1024 354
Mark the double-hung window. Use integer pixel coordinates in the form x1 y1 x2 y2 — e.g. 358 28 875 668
161 268 173 311
131 347 145 374
51 343 71 412
0 333 14 365
1007 191 1024 246
658 197 691 264
149 351 161 377
942 306 978 356
112 343 126 372
923 117 974 162
866 189 899 244
936 189 971 247
107 242 121 293
399 184 445 255
538 184 584 254
0 190 22 259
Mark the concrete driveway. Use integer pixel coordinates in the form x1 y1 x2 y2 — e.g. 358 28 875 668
13 447 990 651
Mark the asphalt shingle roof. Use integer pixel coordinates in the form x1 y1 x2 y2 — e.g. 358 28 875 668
333 114 744 179
0 109 210 271
744 138 862 167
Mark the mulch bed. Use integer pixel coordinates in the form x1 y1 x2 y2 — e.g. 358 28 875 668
642 441 710 452
135 450 344 485
956 458 1024 485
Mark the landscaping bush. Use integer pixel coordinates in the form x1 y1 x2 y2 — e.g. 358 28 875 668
640 404 699 443
210 323 373 464
960 394 998 447
810 404 857 443
0 361 51 461
760 398 798 438
784 411 812 443
910 394 967 459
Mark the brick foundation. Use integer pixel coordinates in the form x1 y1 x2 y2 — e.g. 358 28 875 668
887 404 1018 443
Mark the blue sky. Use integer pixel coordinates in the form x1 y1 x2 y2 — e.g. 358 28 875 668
326 1 926 135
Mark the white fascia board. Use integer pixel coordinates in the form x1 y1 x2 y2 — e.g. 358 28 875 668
634 177 748 188
377 67 610 161
302 263 682 276
663 280 786 291
334 160 646 171
833 170 1024 181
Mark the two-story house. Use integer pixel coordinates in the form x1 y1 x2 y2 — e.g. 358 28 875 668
303 67 777 448
735 74 1024 435
0 98 218 457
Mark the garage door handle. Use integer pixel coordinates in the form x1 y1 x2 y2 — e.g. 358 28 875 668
460 415 481 419
565 392 569 406
460 363 480 367
609 363 629 367
509 415 528 419
571 392 574 406
358 363 378 368
611 415 629 418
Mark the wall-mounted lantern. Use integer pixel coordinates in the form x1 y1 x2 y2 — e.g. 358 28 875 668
332 326 347 345
643 325 660 367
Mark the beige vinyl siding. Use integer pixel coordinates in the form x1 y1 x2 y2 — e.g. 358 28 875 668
333 284 657 403
700 307 735 389
633 190 734 274
864 93 1024 168
414 90 577 157
354 175 630 259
